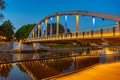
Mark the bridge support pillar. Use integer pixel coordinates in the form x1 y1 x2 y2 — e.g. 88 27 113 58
32 30 35 39
76 15 79 38
18 42 40 52
16 40 22 52
64 15 67 35
56 16 59 37
38 24 40 38
50 17 53 37
45 20 48 37
76 15 79 34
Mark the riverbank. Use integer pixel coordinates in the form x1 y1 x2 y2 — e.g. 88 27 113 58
50 62 120 80
0 42 13 51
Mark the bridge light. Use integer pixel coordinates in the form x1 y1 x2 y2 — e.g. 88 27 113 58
32 30 35 38
45 19 48 36
50 17 53 21
29 33 32 38
65 15 67 21
76 15 79 33
92 17 95 25
50 17 53 37
65 15 68 34
92 16 95 30
37 24 40 38
34 27 37 31
56 16 59 35
41 22 44 37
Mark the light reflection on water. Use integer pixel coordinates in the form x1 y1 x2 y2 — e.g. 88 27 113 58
0 47 120 80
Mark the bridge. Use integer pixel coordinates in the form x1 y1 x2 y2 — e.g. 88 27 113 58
18 10 120 51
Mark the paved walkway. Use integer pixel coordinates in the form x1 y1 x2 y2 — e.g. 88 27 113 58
55 62 120 80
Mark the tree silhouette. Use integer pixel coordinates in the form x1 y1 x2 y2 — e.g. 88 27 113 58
1 20 14 41
0 0 5 20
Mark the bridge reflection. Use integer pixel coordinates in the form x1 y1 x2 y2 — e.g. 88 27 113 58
0 55 100 80
0 47 120 79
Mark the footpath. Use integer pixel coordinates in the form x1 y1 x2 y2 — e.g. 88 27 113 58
53 62 120 80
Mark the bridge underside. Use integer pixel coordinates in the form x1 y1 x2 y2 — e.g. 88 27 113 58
23 37 120 44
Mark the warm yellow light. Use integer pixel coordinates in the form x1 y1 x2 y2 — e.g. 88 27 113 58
105 48 112 54
45 19 48 27
56 16 59 35
38 24 40 29
76 15 79 33
56 16 59 24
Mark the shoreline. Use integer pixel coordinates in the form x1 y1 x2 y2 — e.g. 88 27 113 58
4 46 103 53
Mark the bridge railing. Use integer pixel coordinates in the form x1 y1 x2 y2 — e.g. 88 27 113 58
25 24 120 42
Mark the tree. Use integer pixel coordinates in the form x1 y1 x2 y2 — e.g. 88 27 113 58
15 24 36 40
47 23 71 35
0 0 5 20
1 20 14 41
15 23 71 40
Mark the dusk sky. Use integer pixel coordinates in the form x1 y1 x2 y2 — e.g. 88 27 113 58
2 0 120 32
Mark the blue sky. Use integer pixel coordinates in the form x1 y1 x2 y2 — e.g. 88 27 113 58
2 0 120 32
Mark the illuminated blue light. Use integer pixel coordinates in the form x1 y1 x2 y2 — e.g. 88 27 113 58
34 27 37 31
29 33 32 38
64 15 68 34
50 17 53 37
41 22 44 37
50 17 53 21
92 17 95 30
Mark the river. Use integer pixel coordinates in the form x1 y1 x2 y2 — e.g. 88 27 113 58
0 43 120 80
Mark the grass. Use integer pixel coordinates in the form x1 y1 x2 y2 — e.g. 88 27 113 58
43 43 82 48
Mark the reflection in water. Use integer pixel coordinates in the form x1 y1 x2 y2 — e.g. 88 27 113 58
0 56 99 80
0 53 13 62
0 47 120 79
0 63 31 80
0 64 12 78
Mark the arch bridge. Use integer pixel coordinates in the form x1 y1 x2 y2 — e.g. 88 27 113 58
18 11 120 51
23 10 120 44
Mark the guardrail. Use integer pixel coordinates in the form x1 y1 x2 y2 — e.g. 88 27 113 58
25 24 120 42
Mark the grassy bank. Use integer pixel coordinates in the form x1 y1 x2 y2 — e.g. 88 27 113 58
42 43 82 48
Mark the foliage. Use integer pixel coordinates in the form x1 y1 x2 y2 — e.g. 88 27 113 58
15 24 36 40
0 0 5 10
47 23 70 35
15 23 70 40
0 20 14 41
0 0 5 20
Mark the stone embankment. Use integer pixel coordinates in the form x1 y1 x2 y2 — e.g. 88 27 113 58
0 42 13 52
